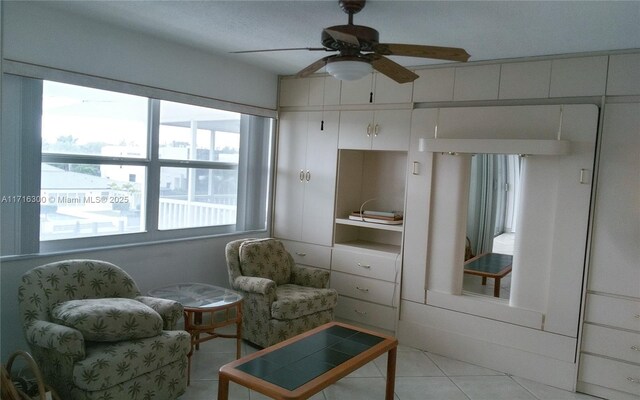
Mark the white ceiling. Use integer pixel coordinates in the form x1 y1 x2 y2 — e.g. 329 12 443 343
44 1 640 76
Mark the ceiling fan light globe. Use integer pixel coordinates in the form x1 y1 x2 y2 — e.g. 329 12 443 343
326 59 372 81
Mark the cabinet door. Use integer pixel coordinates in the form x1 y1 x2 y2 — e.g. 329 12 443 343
549 56 607 97
371 109 411 151
340 75 374 105
279 78 310 107
301 111 339 246
588 104 640 298
338 110 375 149
309 76 341 106
402 109 438 303
606 53 640 96
374 73 413 104
453 64 500 101
273 112 308 240
499 61 551 99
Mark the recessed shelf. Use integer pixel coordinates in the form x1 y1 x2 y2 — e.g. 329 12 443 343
335 217 404 232
333 240 401 255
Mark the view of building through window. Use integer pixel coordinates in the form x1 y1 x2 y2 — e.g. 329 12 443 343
39 81 247 241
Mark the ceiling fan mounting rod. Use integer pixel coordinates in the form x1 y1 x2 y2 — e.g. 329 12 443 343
339 0 366 25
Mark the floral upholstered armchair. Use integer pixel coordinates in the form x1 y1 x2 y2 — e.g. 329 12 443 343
17 260 191 400
225 238 338 348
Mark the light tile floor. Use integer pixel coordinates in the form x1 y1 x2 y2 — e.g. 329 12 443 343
178 335 599 400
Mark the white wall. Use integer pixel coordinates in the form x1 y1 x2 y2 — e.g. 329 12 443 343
0 2 276 361
2 2 278 110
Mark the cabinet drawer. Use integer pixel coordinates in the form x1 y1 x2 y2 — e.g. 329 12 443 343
331 271 396 306
585 294 640 332
280 240 331 270
583 324 640 364
331 248 398 282
335 296 396 331
579 354 640 396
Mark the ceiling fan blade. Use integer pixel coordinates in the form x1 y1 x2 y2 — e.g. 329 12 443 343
374 43 470 62
296 55 338 78
324 28 360 47
231 47 329 54
366 54 419 84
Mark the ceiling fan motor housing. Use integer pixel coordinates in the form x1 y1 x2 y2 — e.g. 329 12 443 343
322 24 379 52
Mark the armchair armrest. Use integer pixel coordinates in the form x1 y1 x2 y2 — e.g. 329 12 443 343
291 265 330 288
25 320 85 359
136 296 184 330
233 276 276 302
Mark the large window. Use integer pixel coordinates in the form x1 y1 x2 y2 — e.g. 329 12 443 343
1 75 274 256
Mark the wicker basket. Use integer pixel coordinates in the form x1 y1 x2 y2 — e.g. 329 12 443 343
1 351 60 400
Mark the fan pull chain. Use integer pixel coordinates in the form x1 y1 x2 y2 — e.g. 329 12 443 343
321 74 327 130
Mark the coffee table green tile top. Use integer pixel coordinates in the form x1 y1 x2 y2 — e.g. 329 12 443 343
463 253 513 297
148 283 243 385
218 321 397 400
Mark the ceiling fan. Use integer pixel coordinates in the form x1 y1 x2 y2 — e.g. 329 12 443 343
232 0 470 83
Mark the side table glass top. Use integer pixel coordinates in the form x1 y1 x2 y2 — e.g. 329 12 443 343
148 283 242 310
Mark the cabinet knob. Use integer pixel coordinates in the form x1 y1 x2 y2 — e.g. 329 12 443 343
374 124 380 137
354 309 367 315
305 170 311 181
295 252 307 257
356 286 369 293
631 345 640 352
357 262 371 269
366 124 372 137
299 170 305 182
627 377 640 384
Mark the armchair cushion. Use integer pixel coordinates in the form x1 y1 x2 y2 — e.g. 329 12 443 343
135 296 183 330
271 284 338 320
51 298 163 342
239 238 291 285
73 330 190 391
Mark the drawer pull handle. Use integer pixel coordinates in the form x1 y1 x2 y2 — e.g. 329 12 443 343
356 286 369 293
631 346 640 352
295 252 307 257
627 377 640 384
354 309 367 315
357 263 371 269
635 314 640 319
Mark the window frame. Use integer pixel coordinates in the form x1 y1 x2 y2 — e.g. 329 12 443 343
1 62 276 258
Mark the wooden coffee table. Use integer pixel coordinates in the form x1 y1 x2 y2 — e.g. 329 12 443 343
218 321 398 400
464 252 513 297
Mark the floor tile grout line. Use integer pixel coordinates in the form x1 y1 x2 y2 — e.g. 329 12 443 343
508 375 543 400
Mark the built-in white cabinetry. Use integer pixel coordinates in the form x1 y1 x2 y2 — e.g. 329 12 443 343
331 149 406 333
413 68 455 103
273 111 339 246
549 56 608 97
606 53 640 96
453 64 501 101
499 61 551 99
279 76 341 107
340 73 413 105
278 239 332 271
578 103 640 400
338 109 411 150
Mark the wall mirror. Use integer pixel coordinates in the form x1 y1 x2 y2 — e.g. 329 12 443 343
463 154 522 300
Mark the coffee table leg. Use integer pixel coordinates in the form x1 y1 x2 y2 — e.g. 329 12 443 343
236 302 243 359
494 278 501 297
385 346 397 400
217 375 229 400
